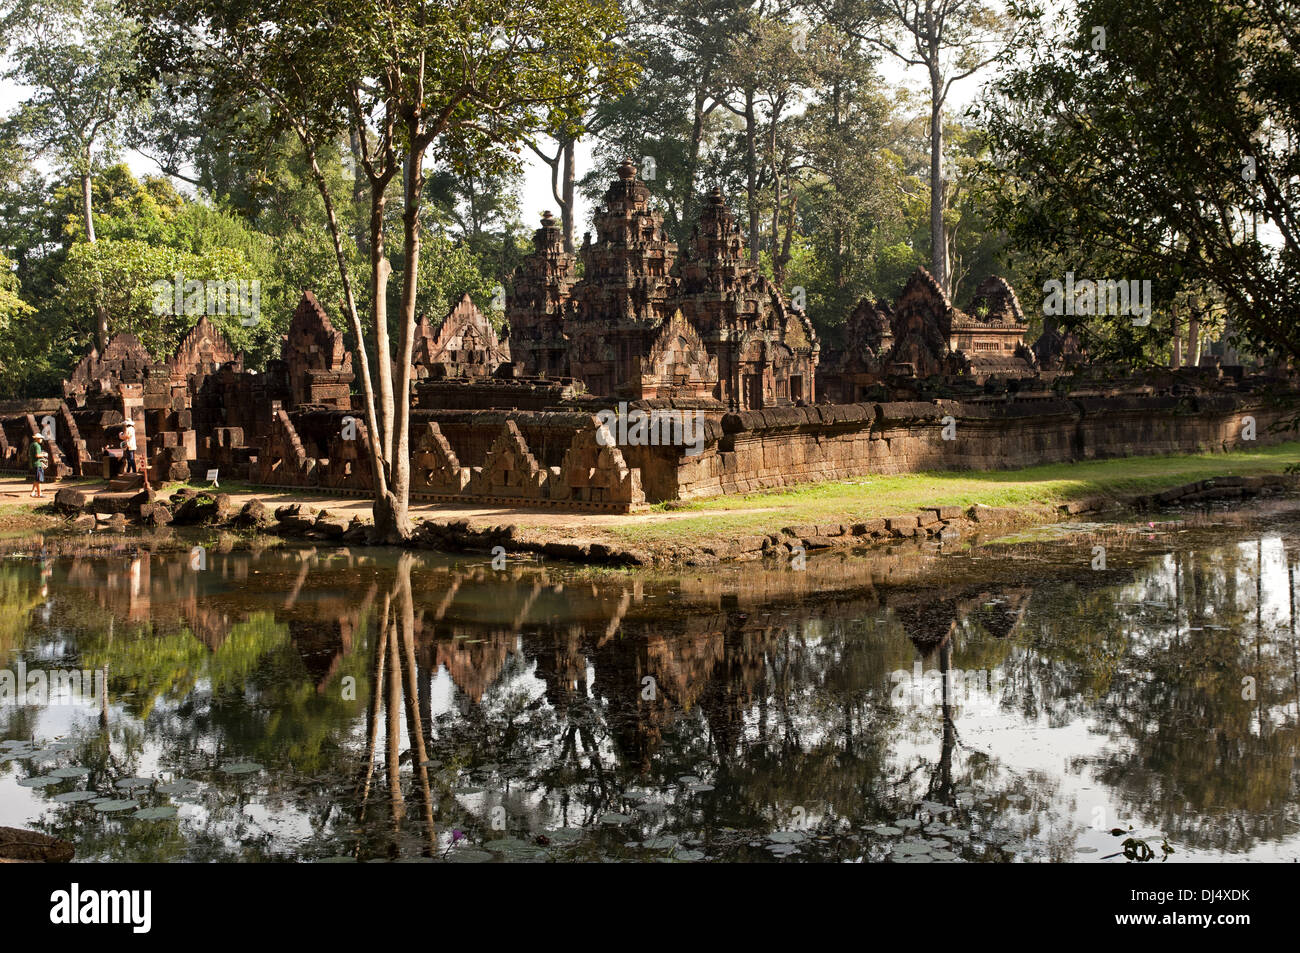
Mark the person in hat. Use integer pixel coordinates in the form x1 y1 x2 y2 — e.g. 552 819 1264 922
29 433 49 498
121 419 138 474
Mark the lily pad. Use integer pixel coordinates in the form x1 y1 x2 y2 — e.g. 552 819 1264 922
156 779 201 796
114 777 154 790
674 849 705 862
219 762 263 775
17 775 61 788
133 806 178 821
446 849 493 863
485 838 545 858
93 799 139 813
768 830 807 844
545 828 584 844
51 766 91 779
51 790 99 803
599 812 632 825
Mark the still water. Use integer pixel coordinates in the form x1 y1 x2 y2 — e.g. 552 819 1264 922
2 503 1299 863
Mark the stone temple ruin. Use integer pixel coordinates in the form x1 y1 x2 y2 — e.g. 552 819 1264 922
504 162 819 410
2 161 1297 518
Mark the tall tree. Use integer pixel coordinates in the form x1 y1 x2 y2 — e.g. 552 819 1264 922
1 0 149 347
134 0 635 540
824 0 1017 292
980 0 1300 365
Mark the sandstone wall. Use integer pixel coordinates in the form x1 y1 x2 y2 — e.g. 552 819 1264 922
651 393 1299 501
240 390 1300 510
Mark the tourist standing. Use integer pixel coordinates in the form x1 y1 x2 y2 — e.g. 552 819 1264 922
122 419 138 474
29 434 49 498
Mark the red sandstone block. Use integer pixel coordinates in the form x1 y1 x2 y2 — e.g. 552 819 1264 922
927 505 964 520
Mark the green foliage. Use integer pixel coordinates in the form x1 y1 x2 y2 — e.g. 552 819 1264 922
980 0 1300 365
61 238 258 356
415 231 507 330
0 0 147 176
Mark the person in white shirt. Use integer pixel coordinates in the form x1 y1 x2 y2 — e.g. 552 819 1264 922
122 420 138 474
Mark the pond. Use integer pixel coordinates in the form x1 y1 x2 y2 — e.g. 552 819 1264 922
2 501 1299 863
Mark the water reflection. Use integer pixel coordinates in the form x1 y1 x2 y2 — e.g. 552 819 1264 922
2 508 1300 862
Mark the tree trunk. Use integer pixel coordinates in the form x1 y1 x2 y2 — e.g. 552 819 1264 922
831 79 844 289
928 66 947 292
81 169 110 350
81 171 96 244
1171 302 1183 369
374 141 427 544
744 90 760 264
561 137 576 254
1188 309 1200 366
683 87 707 240
370 189 395 470
384 611 404 826
349 127 369 258
303 146 387 500
779 193 797 289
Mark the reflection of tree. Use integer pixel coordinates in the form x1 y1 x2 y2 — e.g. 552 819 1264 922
7 517 1300 861
0 564 43 659
999 537 1300 853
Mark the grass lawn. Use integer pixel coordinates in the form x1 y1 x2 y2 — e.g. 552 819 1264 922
602 442 1300 544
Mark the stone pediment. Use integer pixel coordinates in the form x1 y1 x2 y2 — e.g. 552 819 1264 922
965 276 1027 327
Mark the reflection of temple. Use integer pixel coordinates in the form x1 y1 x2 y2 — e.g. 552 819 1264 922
21 530 1300 860
892 588 1031 655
